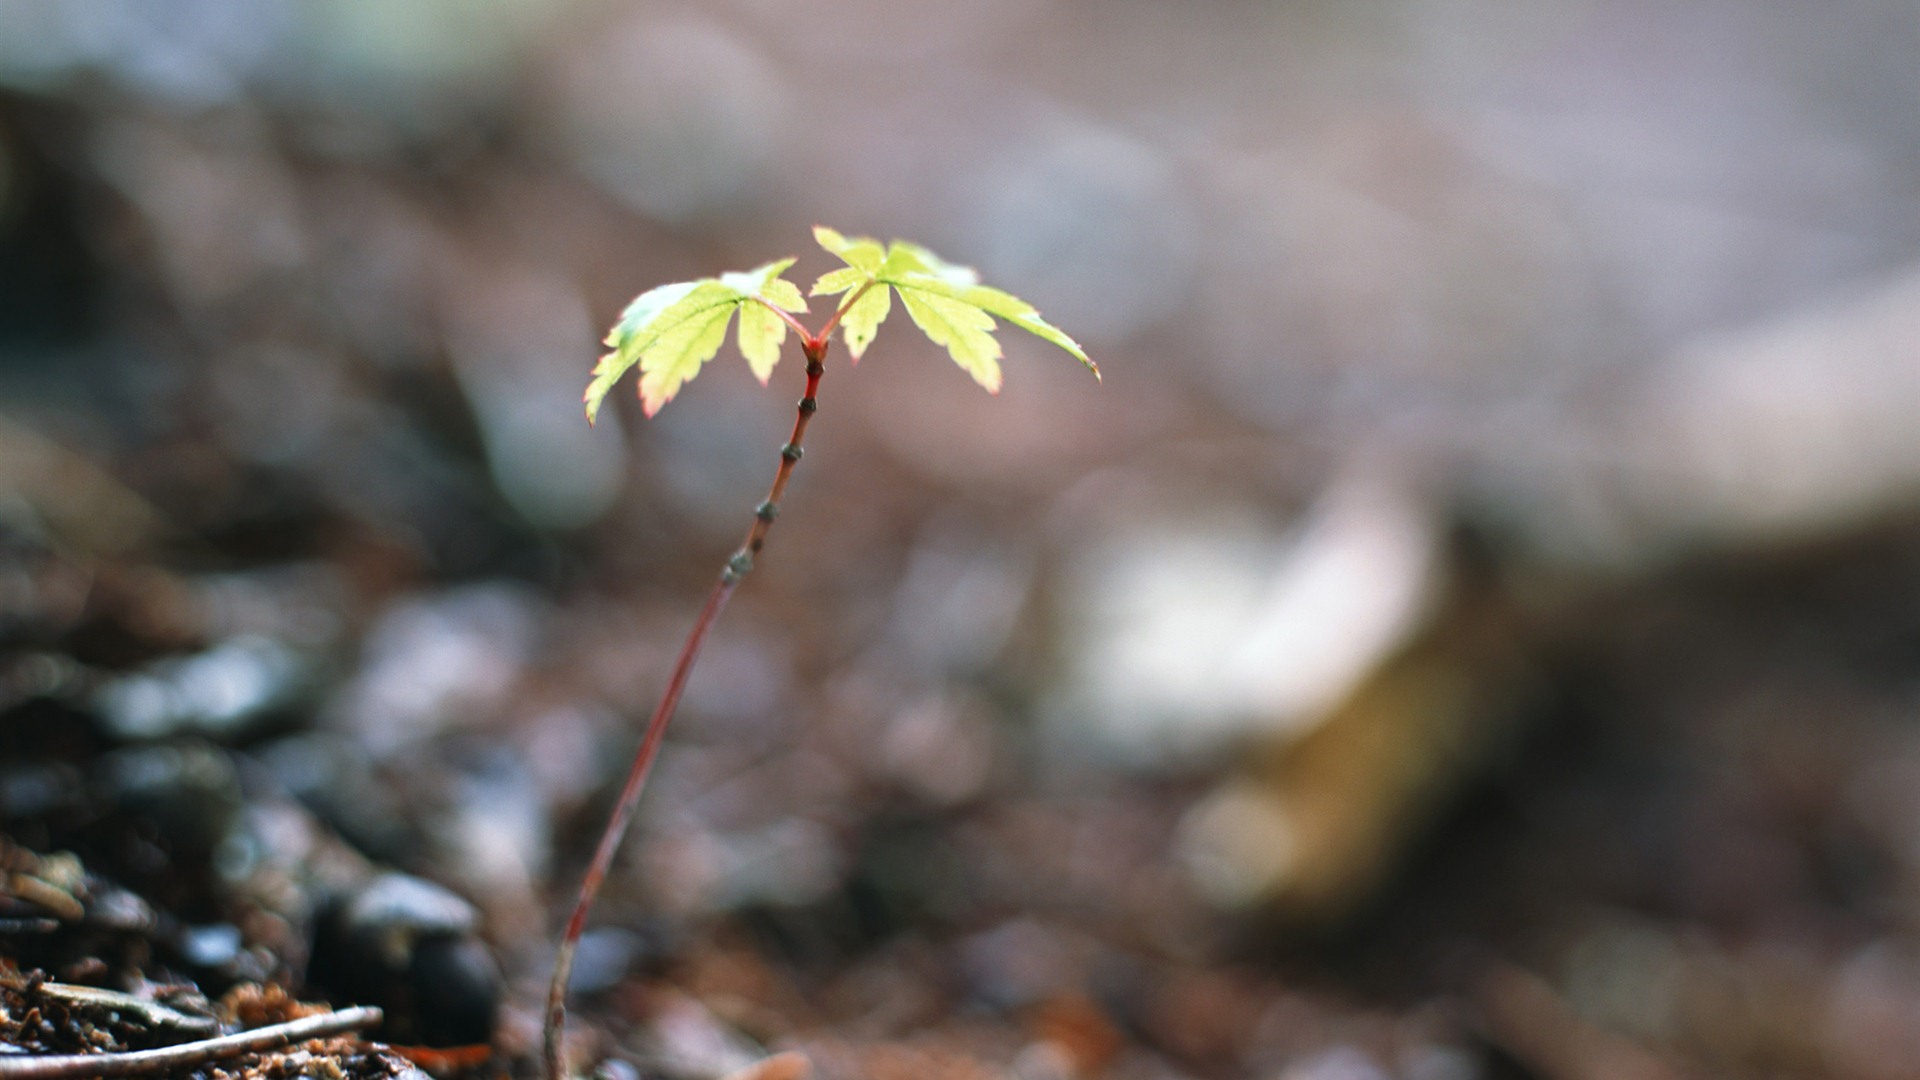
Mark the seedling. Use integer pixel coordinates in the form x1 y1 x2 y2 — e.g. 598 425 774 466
546 227 1096 1079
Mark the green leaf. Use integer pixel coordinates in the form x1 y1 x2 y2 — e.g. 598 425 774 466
720 258 806 312
809 266 867 297
636 299 734 415
837 284 891 361
735 300 786 384
897 288 1003 391
812 226 884 274
586 259 808 422
909 280 1093 368
760 277 807 313
810 226 1098 390
882 239 977 285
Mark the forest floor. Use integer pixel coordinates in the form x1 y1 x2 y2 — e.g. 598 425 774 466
7 75 1920 1080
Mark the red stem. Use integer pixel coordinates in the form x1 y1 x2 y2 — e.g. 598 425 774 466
753 296 812 340
815 281 876 342
544 337 831 1080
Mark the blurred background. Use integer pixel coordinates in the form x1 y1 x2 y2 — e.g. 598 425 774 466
2 0 1920 1077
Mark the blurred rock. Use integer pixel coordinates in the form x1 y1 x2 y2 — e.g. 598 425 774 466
177 920 243 968
683 818 845 915
0 0 288 108
93 636 309 741
1175 553 1535 918
188 564 348 649
324 583 542 758
0 0 554 121
593 1060 643 1080
256 732 417 866
645 991 766 1080
90 115 306 308
98 740 245 863
1070 261 1920 922
433 743 551 946
960 919 1070 1011
309 870 501 1048
565 927 646 998
1400 1044 1479 1080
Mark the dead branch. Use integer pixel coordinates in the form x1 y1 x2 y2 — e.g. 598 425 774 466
0 1005 383 1079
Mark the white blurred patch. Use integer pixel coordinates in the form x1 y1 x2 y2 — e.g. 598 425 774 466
326 583 542 757
1483 263 1920 572
1278 1047 1393 1080
1630 267 1920 547
1048 471 1440 767
94 636 305 741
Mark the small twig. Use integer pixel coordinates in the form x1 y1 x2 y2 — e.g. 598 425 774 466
0 1005 383 1079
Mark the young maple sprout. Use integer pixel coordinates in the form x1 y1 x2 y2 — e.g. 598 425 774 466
546 227 1096 1080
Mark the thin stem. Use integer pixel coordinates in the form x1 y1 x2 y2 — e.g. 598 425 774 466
814 280 876 343
0 1006 382 1079
751 296 812 340
544 337 832 1080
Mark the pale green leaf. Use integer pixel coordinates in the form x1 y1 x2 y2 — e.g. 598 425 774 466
722 258 804 384
605 279 702 349
839 283 892 361
811 228 897 360
810 228 1097 386
882 240 978 286
588 232 1094 423
736 300 785 384
583 356 626 426
637 301 735 416
587 279 727 423
719 258 803 308
896 288 1003 393
904 279 1096 374
809 266 868 297
760 277 807 312
813 226 884 273
614 281 739 361
587 259 809 420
